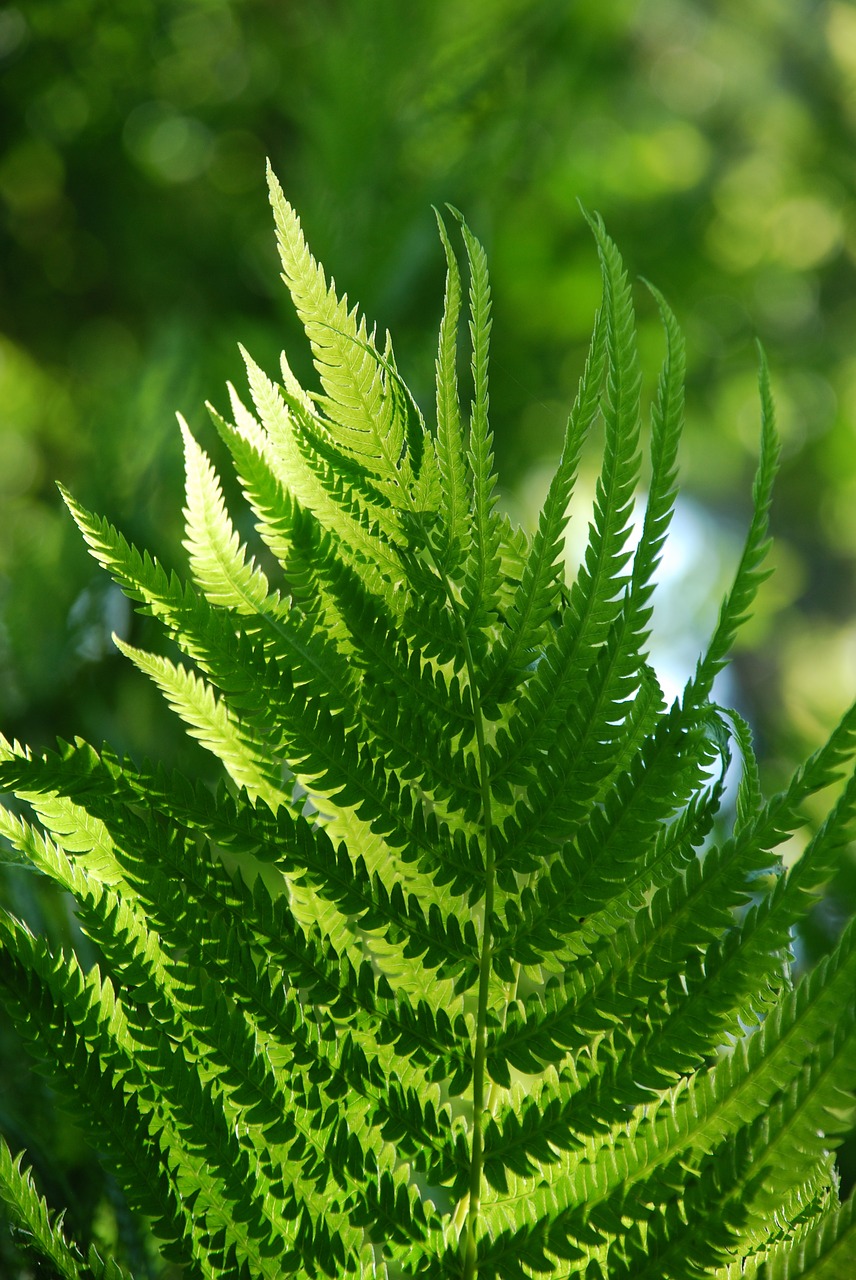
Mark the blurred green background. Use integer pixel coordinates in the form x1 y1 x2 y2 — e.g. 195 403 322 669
2 0 856 1271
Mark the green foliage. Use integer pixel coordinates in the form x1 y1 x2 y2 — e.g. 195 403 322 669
1 171 855 1278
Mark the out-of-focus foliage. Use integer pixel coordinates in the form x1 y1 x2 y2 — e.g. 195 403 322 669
2 0 856 1267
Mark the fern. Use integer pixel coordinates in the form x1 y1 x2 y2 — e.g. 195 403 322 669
0 171 855 1279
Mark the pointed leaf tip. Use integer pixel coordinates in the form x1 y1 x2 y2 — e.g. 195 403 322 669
56 481 81 519
578 201 604 236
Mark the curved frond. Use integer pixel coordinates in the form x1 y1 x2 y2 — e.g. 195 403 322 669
689 344 780 705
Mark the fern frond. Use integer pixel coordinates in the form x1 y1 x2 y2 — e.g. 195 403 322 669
535 913 856 1255
564 210 642 671
482 215 644 854
0 920 202 1270
237 347 406 584
758 1189 856 1278
452 209 504 643
0 1132 112 1280
630 281 685 642
432 209 471 570
0 807 436 1273
113 638 287 808
208 400 356 651
482 304 606 705
690 343 780 704
267 164 412 492
179 415 274 613
492 705 719 969
3 180 854 1279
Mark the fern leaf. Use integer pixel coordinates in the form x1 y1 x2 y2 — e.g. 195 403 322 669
208 400 354 648
0 819 416 1275
482 304 606 704
690 343 780 704
564 210 642 673
238 346 407 584
628 280 685 644
432 208 471 569
0 1133 104 1280
452 209 504 640
483 215 643 839
3 181 856 1279
113 638 287 808
0 920 203 1270
179 415 274 613
267 164 411 490
758 1189 856 1278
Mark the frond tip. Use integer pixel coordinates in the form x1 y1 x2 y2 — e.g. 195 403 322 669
690 341 780 704
0 174 852 1280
